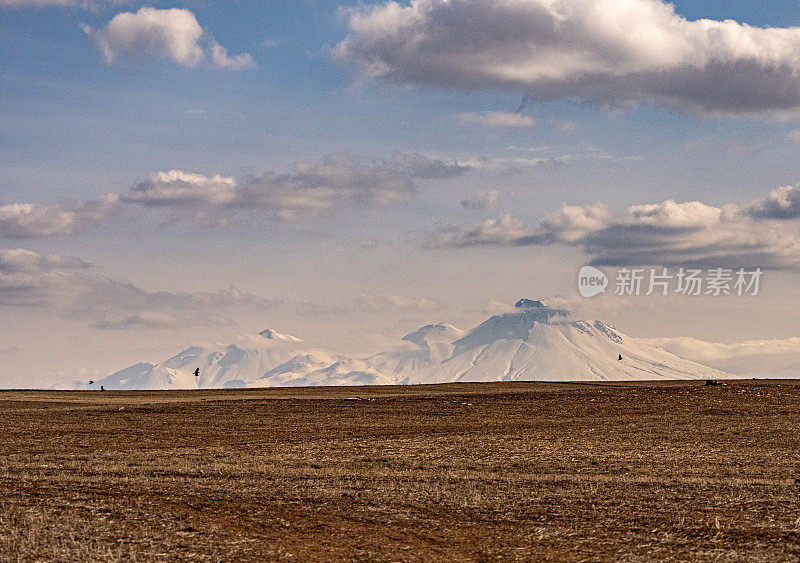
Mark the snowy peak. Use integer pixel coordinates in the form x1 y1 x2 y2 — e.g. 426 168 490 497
87 299 733 390
402 323 465 345
512 298 569 320
259 328 303 342
514 298 547 308
264 354 334 377
409 300 729 385
453 298 569 354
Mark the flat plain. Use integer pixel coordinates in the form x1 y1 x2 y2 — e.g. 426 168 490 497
2 380 800 561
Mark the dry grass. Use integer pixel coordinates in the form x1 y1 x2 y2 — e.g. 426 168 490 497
1 381 800 561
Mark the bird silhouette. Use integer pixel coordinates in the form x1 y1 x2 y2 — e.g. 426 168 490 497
618 354 623 361
194 368 200 377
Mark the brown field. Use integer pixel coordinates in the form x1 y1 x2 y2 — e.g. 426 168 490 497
2 380 800 561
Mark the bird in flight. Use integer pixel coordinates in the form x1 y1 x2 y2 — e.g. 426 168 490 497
194 368 200 377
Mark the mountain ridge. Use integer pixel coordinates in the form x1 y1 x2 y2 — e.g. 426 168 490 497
63 299 732 390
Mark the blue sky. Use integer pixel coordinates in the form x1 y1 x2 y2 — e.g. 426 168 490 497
4 0 800 386
3 0 800 198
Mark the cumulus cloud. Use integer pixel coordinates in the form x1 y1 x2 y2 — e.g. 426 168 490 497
336 0 800 116
457 111 537 128
122 170 237 208
427 192 800 269
0 248 279 330
645 336 800 377
1 152 469 235
747 184 800 219
461 190 500 211
83 7 253 70
122 153 429 223
0 194 118 239
532 203 611 243
210 40 255 70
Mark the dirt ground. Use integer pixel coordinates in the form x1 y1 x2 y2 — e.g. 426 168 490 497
1 380 800 561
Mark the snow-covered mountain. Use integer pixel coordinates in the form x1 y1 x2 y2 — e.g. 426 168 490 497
73 299 731 390
407 300 726 383
68 328 341 390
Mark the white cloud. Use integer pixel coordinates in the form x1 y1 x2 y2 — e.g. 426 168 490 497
645 336 800 377
788 129 800 145
244 153 417 213
0 194 118 239
427 190 800 269
85 7 204 66
536 203 611 243
1 152 466 236
627 200 722 228
210 40 255 71
84 7 253 70
337 0 800 116
748 183 800 219
122 153 427 223
122 170 237 208
457 111 537 128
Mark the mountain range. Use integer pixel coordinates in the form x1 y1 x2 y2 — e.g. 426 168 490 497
64 299 730 390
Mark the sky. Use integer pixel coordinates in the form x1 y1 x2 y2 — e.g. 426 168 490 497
3 0 800 387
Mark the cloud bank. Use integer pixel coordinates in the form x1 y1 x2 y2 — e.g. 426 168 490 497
0 153 468 237
0 249 444 332
337 0 800 116
121 153 431 223
84 7 254 70
646 336 800 377
428 187 800 269
748 184 800 220
0 248 276 330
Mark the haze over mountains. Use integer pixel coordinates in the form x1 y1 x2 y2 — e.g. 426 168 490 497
64 299 731 390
